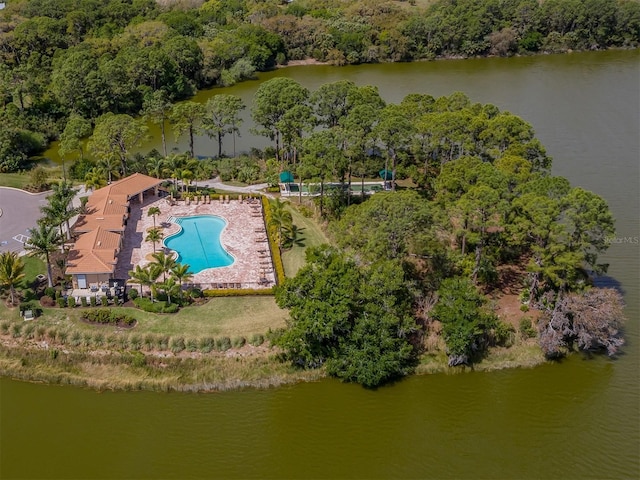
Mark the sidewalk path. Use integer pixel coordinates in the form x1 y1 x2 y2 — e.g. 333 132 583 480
190 177 271 196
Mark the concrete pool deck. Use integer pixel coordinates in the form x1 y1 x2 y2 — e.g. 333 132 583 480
115 196 275 290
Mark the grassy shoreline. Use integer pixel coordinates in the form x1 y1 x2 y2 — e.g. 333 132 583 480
0 326 546 392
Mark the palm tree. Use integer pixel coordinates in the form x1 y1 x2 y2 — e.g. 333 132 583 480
159 277 181 304
50 181 78 240
0 251 25 305
146 155 165 179
181 169 194 193
163 153 187 190
151 251 176 282
84 168 107 191
147 206 161 229
268 198 293 249
25 223 61 288
40 199 67 251
145 228 164 254
171 263 193 299
96 155 120 184
128 264 161 301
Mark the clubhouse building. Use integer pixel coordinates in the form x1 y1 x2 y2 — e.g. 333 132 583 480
65 174 163 290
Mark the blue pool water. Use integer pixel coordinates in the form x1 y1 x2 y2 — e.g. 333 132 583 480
163 215 234 273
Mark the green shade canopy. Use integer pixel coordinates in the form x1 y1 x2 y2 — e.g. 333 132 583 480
379 169 393 180
280 171 295 183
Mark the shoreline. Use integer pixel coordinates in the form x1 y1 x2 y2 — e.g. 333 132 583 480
0 333 546 393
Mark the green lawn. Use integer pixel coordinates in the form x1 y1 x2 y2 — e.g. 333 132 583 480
281 202 329 276
0 166 66 190
0 172 32 189
21 256 46 286
1 296 288 339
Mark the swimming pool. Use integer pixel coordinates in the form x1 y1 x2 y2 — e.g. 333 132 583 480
163 215 234 273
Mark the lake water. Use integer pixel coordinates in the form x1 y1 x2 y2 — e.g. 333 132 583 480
4 50 639 479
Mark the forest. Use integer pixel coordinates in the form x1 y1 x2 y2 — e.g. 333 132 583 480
1 0 640 172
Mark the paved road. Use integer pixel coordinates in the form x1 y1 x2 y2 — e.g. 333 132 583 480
0 187 50 254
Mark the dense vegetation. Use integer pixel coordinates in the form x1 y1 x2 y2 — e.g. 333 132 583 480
270 83 625 385
1 0 639 172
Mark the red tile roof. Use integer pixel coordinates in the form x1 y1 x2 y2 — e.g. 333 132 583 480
67 173 162 276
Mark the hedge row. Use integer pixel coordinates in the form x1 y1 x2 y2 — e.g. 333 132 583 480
81 309 136 327
203 288 275 297
261 195 286 285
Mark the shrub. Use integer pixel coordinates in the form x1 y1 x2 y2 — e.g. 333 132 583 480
520 304 529 312
106 335 118 348
82 333 93 347
36 326 47 339
93 332 104 346
129 351 146 368
231 336 246 348
46 327 58 341
90 296 96 307
44 287 56 298
0 321 10 334
57 297 67 308
170 337 185 353
117 335 129 350
40 295 55 307
143 334 156 351
81 309 136 327
127 288 138 300
133 297 179 313
22 322 36 339
80 296 88 307
493 321 516 347
157 335 170 351
68 297 76 308
199 337 215 353
186 338 198 352
10 323 22 338
70 331 82 346
57 330 68 343
519 318 537 339
249 334 264 346
129 334 142 351
216 336 231 352
189 288 203 299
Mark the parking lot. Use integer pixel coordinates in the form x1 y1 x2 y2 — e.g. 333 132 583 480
0 187 50 253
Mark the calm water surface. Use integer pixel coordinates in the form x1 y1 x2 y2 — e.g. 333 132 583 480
5 50 639 479
164 215 233 273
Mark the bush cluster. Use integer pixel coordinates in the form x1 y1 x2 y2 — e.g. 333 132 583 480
133 297 180 313
19 301 43 317
81 309 136 327
40 295 55 307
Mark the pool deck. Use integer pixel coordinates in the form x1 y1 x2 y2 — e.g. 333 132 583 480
115 196 275 290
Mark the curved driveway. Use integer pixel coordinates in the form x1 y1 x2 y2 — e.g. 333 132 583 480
0 187 50 253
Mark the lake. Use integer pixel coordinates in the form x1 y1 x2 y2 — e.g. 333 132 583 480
4 50 639 479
